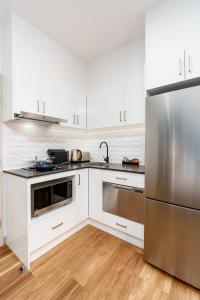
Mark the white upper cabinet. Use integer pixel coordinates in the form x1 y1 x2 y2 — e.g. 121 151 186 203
146 0 200 90
87 84 122 129
2 14 87 128
185 47 200 81
146 51 185 90
10 14 43 115
87 37 145 129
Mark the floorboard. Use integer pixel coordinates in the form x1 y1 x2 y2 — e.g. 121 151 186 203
0 225 199 300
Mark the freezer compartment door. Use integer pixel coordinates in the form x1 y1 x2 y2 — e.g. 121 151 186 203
146 85 200 209
144 198 200 289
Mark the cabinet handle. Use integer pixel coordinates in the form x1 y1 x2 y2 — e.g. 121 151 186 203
124 111 127 122
178 59 183 76
51 222 63 230
116 222 127 229
116 177 127 181
42 101 45 114
120 111 122 122
37 100 40 113
188 56 192 73
77 115 79 125
77 174 80 185
73 114 76 124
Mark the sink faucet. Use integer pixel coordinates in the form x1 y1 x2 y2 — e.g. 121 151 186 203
99 141 109 163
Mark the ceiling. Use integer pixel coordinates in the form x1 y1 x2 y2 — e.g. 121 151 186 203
0 0 158 62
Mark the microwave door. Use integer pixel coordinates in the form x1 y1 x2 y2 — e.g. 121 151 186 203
31 177 72 217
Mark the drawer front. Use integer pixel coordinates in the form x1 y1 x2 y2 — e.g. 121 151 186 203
102 211 144 240
30 205 76 252
102 171 144 188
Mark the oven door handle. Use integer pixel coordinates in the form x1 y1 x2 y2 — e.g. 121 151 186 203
112 184 134 190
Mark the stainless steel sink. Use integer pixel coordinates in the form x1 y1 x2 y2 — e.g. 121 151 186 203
89 162 108 167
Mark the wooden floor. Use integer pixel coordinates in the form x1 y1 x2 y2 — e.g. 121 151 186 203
0 226 199 300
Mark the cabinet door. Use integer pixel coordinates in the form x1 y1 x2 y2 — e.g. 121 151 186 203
146 51 185 90
123 84 145 125
14 64 41 114
12 15 42 114
41 67 69 120
76 92 86 129
185 47 200 81
87 86 123 129
89 169 103 222
75 169 88 222
67 91 86 129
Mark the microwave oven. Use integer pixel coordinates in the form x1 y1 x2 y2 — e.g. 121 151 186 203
31 177 73 217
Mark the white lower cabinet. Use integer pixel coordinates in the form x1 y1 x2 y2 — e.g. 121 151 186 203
30 204 77 252
89 169 103 222
30 169 88 253
5 167 144 269
102 169 144 188
4 169 88 269
102 213 144 240
89 169 144 240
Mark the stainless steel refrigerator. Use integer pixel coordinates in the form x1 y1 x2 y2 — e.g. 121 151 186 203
145 85 200 289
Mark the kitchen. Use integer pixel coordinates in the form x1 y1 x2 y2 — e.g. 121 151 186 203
0 0 200 299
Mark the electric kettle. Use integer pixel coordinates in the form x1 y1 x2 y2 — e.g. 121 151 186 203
70 149 82 162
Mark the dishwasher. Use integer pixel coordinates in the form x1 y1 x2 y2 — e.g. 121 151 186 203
103 182 144 224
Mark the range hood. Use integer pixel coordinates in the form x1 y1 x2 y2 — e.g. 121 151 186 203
14 111 68 124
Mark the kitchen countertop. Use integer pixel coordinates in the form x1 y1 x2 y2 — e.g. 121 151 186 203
3 163 145 179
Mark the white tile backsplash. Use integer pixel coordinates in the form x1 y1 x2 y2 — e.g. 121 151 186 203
86 136 145 164
3 123 145 170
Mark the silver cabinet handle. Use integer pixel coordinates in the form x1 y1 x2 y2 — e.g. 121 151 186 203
77 174 80 185
188 56 192 73
73 114 76 124
116 222 127 229
178 59 183 76
116 177 127 181
120 111 122 122
51 222 63 230
42 101 45 114
124 111 127 122
77 115 79 125
37 100 40 113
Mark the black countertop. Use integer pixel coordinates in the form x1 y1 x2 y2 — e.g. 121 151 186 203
3 163 145 179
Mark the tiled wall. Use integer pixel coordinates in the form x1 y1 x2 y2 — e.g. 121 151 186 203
85 136 144 164
3 122 145 170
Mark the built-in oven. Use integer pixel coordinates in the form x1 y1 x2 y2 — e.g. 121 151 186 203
31 177 73 217
103 182 144 224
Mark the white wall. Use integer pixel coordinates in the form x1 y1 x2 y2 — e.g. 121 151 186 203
87 35 144 90
0 26 2 74
0 27 3 244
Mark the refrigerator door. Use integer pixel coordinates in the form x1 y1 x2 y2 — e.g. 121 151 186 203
144 198 200 289
146 85 200 209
